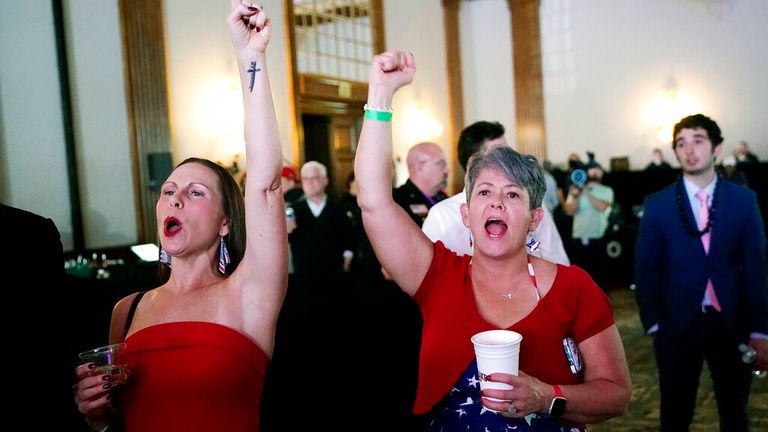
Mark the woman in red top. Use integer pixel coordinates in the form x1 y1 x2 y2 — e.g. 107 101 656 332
73 3 287 431
354 50 631 431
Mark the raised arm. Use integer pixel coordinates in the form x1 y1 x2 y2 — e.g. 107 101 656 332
227 1 287 352
354 51 433 296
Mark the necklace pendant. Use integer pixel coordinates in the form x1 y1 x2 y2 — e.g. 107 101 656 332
502 293 514 300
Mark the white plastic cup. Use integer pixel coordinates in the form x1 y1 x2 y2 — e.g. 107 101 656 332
471 330 523 407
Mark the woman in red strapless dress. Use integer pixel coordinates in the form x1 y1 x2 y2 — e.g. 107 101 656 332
74 3 287 431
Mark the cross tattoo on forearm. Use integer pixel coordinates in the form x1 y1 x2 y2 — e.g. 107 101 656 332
247 61 261 92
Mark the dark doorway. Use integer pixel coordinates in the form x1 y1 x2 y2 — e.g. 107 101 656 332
301 114 336 197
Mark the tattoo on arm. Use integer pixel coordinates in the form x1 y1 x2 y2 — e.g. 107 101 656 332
247 61 261 92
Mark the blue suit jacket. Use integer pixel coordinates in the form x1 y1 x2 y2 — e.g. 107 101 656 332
634 179 768 336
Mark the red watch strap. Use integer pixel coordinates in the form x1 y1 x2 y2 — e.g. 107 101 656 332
552 384 564 398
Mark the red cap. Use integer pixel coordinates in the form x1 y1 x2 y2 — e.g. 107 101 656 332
281 165 298 180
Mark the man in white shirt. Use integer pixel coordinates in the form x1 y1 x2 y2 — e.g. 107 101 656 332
422 121 570 265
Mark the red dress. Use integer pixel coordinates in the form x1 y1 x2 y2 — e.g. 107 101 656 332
118 322 268 431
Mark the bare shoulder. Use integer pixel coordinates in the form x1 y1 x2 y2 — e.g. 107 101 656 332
109 290 152 343
113 291 143 317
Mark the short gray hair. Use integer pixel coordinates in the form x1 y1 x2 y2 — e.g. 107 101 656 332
301 160 327 177
465 146 545 209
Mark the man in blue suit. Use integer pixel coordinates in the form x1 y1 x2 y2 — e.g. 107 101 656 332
635 114 768 431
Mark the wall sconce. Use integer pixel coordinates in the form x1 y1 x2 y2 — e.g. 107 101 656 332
198 78 245 161
646 77 699 144
403 106 444 143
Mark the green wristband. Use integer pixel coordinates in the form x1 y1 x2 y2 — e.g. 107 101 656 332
364 109 393 122
363 104 393 122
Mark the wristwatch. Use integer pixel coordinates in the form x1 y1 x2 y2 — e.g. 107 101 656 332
548 384 567 417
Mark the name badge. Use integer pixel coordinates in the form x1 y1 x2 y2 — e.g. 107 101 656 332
563 337 583 374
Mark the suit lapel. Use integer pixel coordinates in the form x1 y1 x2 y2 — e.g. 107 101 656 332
708 180 732 254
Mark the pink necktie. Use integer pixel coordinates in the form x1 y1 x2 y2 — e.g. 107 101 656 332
695 191 721 311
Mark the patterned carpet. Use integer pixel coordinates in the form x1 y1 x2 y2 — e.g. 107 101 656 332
589 286 768 432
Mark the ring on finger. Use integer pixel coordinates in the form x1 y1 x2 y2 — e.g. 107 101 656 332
507 402 517 415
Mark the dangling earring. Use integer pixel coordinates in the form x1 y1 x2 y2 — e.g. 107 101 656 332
526 237 541 253
218 236 231 274
160 248 172 267
468 233 473 248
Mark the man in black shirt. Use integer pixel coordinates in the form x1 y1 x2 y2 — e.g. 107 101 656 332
393 141 449 227
1 204 77 428
645 147 673 171
288 161 354 276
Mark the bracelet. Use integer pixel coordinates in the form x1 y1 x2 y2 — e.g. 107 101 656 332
363 104 393 122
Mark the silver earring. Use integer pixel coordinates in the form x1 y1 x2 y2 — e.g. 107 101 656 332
218 236 231 274
468 233 473 248
160 248 171 266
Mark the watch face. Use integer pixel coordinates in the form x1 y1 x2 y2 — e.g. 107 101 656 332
550 396 566 417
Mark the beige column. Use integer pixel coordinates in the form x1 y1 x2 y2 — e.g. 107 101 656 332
508 0 547 162
442 0 465 194
119 0 173 243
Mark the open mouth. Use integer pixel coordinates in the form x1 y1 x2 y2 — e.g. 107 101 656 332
484 218 508 238
163 217 182 237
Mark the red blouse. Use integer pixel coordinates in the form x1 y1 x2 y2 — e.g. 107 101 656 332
413 241 614 414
